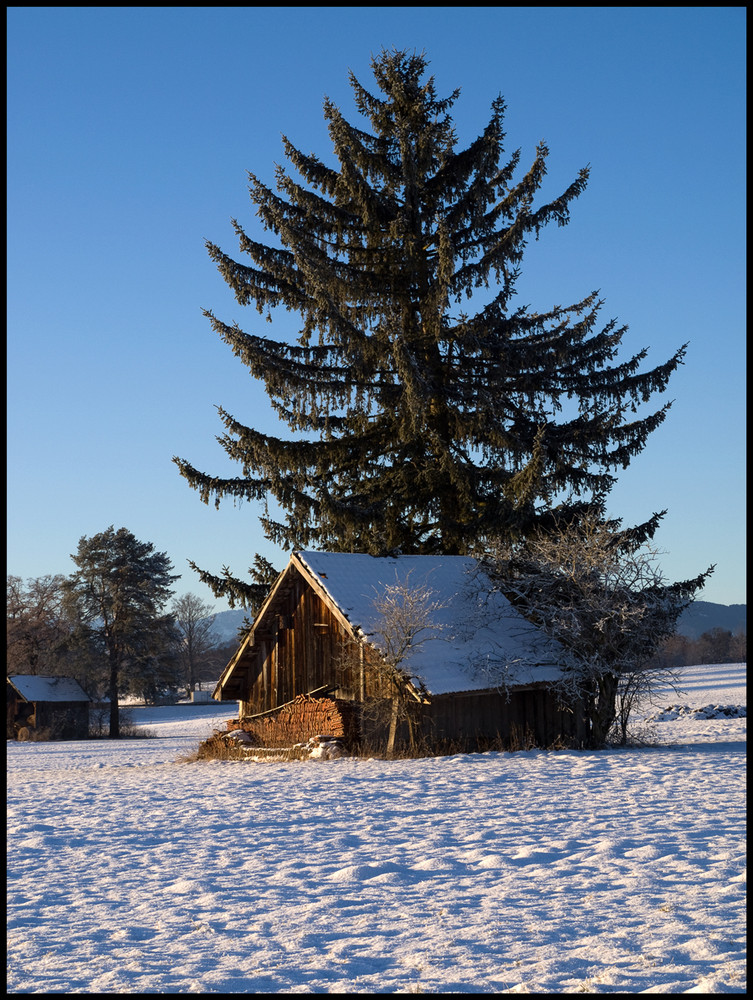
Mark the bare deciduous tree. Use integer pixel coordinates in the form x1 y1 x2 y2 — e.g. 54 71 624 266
6 574 69 675
171 593 220 696
367 571 449 755
482 504 713 747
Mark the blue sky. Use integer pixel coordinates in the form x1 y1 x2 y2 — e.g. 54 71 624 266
7 7 746 610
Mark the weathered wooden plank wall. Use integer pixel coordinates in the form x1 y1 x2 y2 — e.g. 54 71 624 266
239 568 396 717
7 696 90 741
423 687 584 749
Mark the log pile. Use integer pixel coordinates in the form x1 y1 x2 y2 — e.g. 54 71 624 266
238 695 359 748
193 695 360 760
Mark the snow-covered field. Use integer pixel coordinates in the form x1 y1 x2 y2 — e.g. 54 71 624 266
7 664 746 994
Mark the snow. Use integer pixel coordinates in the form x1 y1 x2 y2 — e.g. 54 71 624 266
7 663 746 994
8 674 90 703
295 551 563 694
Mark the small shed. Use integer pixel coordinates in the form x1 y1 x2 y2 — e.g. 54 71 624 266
7 675 91 741
214 552 587 751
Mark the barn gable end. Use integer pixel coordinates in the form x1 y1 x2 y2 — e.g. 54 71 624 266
214 559 393 715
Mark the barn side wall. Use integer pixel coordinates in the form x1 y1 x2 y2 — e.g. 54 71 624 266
7 689 22 738
7 697 90 741
34 702 90 740
421 687 587 750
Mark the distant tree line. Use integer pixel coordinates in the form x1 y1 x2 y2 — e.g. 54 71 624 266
7 527 231 736
649 627 746 669
8 570 233 701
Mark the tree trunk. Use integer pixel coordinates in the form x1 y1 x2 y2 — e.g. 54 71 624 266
589 672 618 748
108 656 120 739
386 696 399 756
406 711 416 753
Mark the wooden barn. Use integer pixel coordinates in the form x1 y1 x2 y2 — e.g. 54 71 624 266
7 675 91 741
214 552 585 749
214 552 587 752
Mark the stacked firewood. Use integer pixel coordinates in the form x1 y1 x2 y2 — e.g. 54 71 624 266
228 695 359 749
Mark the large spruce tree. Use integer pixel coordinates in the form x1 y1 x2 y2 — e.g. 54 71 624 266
175 49 686 607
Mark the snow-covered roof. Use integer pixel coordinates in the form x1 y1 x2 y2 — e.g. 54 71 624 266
294 551 563 695
7 675 90 703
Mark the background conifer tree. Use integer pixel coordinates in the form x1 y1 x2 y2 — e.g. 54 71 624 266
175 49 686 607
63 527 178 736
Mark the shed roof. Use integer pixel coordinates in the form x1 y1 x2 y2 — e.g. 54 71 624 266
219 552 563 699
7 675 91 703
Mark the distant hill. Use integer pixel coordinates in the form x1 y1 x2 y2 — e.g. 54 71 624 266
211 601 746 644
675 602 746 640
209 609 252 644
